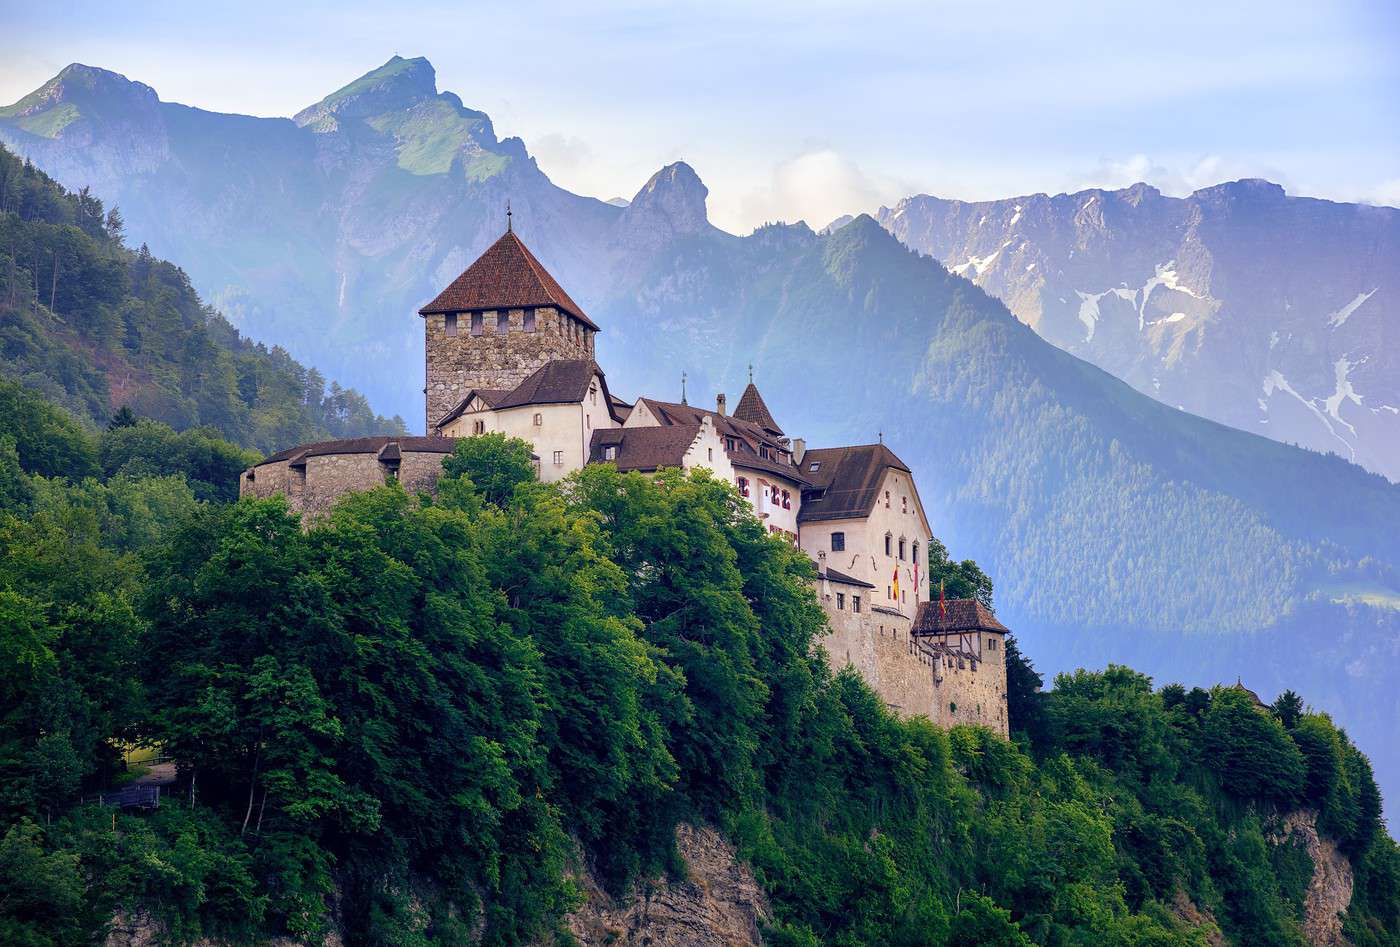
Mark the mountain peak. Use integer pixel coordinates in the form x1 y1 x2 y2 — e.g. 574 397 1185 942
1190 178 1286 203
0 63 158 138
624 162 710 234
294 55 439 127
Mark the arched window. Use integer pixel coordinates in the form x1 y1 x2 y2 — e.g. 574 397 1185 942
589 386 598 406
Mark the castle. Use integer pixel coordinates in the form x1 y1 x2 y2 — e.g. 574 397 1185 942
240 223 1009 735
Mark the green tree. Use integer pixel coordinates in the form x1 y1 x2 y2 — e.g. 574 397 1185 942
440 432 536 507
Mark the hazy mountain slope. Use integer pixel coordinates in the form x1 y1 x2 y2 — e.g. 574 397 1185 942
874 184 1400 481
0 58 623 421
5 57 1400 808
0 143 401 450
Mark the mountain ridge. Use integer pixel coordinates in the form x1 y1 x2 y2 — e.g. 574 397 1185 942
3 56 1399 811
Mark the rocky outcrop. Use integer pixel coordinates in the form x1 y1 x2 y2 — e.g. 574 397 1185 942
562 824 770 947
1273 809 1354 947
104 910 344 947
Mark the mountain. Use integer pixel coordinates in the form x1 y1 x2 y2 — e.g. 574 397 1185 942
0 142 401 450
4 58 1400 811
871 184 1400 482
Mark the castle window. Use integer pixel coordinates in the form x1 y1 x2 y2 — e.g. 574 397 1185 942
771 484 781 504
781 489 791 509
737 476 750 497
553 450 564 466
760 445 770 459
524 308 536 332
708 447 714 461
898 538 906 560
725 437 736 451
603 446 617 461
885 490 890 508
533 413 542 426
445 312 458 337
852 595 861 613
471 312 483 335
472 420 485 435
831 531 845 551
496 311 509 335
913 541 920 569
590 386 597 406
885 534 892 556
836 592 845 610
949 702 957 714
809 461 821 472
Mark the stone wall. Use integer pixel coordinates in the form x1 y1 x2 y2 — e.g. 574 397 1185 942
240 449 451 520
929 640 1009 736
424 306 594 430
814 577 940 717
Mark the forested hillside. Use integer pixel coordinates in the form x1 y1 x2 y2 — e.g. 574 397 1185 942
0 143 402 451
1 407 1398 945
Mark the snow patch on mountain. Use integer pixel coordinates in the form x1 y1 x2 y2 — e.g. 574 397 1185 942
1323 356 1364 435
1326 289 1378 328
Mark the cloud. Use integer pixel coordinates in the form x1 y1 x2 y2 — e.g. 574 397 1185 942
1068 153 1296 197
722 149 915 234
1366 178 1400 208
530 133 595 179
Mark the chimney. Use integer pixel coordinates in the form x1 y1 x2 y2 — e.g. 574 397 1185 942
792 437 806 464
716 392 727 416
817 550 828 577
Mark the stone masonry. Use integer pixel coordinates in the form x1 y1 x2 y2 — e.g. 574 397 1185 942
423 306 593 430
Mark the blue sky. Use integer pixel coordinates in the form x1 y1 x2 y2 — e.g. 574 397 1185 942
3 0 1398 233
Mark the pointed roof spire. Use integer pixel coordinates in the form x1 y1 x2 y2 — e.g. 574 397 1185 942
733 379 782 435
506 199 512 232
418 228 597 329
681 371 688 405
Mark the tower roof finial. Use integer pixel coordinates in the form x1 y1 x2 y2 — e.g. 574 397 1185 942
506 200 512 233
681 371 688 405
748 363 753 384
878 430 883 445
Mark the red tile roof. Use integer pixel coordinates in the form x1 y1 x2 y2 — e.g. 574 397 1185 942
418 230 598 330
912 598 1009 636
732 383 782 435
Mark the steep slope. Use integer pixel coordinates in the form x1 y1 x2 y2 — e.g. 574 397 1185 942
0 58 621 422
0 143 401 450
874 184 1400 481
4 57 1400 809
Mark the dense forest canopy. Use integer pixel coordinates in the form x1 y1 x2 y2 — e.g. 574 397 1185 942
0 408 1397 945
0 143 402 453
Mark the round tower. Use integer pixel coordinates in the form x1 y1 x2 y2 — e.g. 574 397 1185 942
418 226 598 431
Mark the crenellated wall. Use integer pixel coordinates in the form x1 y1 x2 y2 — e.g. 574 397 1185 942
424 306 594 429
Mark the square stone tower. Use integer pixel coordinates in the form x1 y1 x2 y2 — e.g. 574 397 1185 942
418 227 598 430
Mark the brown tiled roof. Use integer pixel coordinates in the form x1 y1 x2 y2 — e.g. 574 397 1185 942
912 598 1009 636
589 424 702 472
732 383 782 434
260 435 458 466
797 444 912 523
819 566 875 589
637 398 810 485
494 359 610 410
434 389 513 428
418 230 598 330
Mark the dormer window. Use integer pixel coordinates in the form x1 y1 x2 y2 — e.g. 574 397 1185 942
603 446 617 461
760 446 770 459
809 461 821 472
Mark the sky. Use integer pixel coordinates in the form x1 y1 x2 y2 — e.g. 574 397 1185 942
2 0 1398 234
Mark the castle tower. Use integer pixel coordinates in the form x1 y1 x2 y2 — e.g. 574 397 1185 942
418 227 598 431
